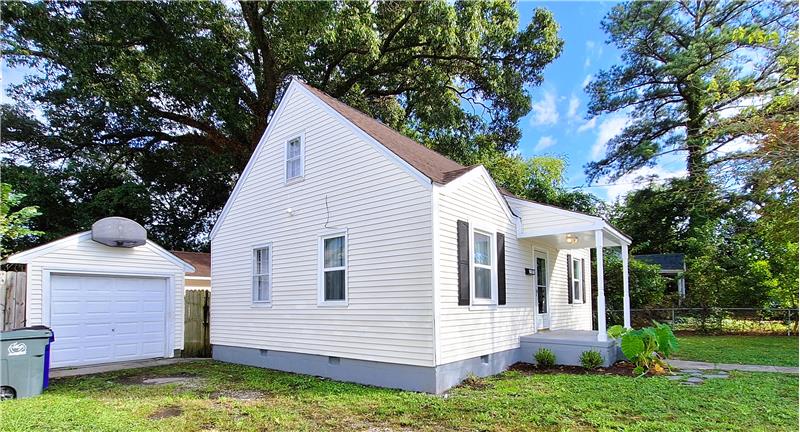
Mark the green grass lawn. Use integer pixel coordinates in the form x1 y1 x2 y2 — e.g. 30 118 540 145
2 361 797 431
673 335 799 367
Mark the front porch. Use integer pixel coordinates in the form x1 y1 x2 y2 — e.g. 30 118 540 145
519 330 621 367
507 196 633 342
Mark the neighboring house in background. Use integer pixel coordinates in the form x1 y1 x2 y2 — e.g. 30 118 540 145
172 251 211 291
5 218 195 368
634 253 687 301
209 78 633 394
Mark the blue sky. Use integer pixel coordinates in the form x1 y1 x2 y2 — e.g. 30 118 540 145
1 1 687 202
516 1 686 201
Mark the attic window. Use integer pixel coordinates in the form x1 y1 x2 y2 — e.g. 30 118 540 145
285 136 304 182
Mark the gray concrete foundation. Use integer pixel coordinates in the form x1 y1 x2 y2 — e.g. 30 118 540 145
213 330 621 394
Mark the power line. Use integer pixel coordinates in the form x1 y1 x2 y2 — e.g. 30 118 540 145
568 178 676 189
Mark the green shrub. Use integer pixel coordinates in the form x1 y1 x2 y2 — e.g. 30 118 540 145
608 321 679 376
579 350 604 369
603 254 668 310
534 348 556 367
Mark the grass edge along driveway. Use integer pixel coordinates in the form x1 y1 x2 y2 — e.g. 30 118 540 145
2 360 798 431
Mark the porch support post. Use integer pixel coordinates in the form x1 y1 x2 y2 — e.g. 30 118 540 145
622 243 631 329
595 230 607 342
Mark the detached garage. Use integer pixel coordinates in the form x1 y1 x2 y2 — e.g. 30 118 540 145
5 218 194 368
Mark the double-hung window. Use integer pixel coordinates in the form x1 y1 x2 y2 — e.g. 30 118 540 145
571 257 582 303
471 227 496 305
319 232 347 305
285 136 304 182
252 246 271 304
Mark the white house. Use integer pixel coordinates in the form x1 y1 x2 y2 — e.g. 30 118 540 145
210 79 632 393
6 218 195 368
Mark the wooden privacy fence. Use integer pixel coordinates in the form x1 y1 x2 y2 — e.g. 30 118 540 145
183 289 211 357
1 270 26 331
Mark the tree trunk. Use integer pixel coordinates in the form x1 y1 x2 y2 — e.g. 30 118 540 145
684 99 713 251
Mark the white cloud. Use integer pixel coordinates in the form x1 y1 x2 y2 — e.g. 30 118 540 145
567 95 581 120
534 136 557 152
586 40 603 56
577 117 597 133
717 136 758 155
592 116 629 159
530 90 559 126
582 74 593 88
718 95 769 119
584 40 603 69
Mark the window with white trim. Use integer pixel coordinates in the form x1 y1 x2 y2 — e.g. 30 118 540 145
473 231 492 299
252 246 271 303
469 226 497 305
571 257 582 303
320 233 346 304
285 136 304 182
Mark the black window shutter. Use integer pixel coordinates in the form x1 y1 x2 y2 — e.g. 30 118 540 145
457 220 470 306
497 232 506 305
581 258 587 304
566 253 573 304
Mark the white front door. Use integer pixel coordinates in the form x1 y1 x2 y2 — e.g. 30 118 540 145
534 251 550 330
49 274 168 367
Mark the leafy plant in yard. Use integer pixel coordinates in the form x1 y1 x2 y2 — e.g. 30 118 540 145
579 350 604 369
534 348 556 367
608 322 679 376
0 182 44 257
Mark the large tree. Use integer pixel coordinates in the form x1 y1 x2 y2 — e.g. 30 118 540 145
1 0 564 249
586 0 798 248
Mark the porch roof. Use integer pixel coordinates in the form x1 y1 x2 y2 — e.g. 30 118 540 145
505 196 631 248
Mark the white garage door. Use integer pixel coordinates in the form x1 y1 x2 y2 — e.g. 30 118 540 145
49 274 168 367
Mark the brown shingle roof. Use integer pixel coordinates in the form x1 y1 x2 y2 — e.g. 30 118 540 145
171 251 210 277
298 81 467 184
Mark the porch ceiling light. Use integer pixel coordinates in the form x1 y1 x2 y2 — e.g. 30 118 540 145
565 234 579 245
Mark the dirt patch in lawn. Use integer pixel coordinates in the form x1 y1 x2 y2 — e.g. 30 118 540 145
116 371 204 387
116 371 198 385
458 375 494 390
509 361 640 377
211 390 268 401
149 405 183 420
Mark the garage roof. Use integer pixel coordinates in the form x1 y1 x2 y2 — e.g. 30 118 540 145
6 232 196 273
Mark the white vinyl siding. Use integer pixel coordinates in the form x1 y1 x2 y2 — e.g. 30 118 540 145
506 197 594 234
17 235 185 353
549 249 592 330
211 86 434 366
436 173 529 364
436 171 593 364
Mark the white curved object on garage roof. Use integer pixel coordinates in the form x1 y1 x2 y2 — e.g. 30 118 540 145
91 217 147 248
